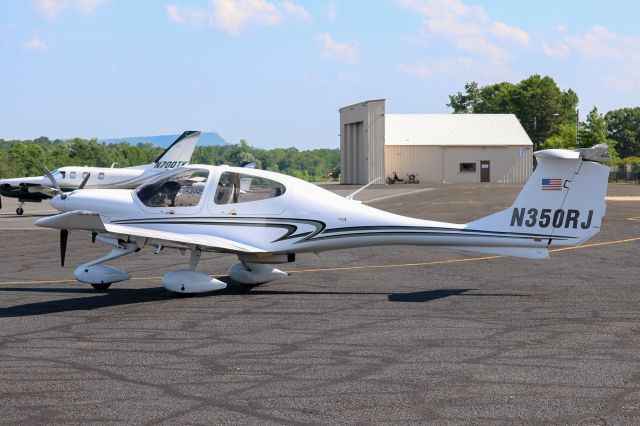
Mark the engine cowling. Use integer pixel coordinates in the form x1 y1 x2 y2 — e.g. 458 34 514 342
162 269 227 293
228 262 288 285
74 264 131 285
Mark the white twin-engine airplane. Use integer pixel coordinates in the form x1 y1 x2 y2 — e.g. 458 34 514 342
35 145 610 294
0 131 200 215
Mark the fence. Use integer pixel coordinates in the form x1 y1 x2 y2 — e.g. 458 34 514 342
609 165 640 184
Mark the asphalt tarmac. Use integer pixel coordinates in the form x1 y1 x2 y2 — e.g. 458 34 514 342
1 183 640 424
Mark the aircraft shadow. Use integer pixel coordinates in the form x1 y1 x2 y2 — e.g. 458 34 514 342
0 282 529 317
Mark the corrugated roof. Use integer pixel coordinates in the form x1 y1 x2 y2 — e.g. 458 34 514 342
385 114 532 146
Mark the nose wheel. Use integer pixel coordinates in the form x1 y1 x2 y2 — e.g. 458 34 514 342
16 202 24 215
91 283 112 290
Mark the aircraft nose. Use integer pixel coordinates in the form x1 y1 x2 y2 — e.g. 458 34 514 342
50 195 66 212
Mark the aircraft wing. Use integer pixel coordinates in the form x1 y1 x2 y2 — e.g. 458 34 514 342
35 211 265 253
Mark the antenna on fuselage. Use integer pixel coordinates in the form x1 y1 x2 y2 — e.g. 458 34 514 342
345 177 381 201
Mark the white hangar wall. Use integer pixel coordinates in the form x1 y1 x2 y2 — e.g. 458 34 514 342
339 100 534 184
385 145 532 183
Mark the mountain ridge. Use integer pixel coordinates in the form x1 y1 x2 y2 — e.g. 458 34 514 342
100 131 228 148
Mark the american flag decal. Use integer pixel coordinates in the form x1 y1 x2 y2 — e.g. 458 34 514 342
542 178 563 190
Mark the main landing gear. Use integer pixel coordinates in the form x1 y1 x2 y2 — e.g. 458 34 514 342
66 233 290 293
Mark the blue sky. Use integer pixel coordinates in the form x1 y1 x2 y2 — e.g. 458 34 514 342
1 0 639 149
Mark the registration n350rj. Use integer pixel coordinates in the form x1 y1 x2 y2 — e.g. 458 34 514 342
36 145 610 293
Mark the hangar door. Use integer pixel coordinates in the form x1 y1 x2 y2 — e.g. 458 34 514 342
343 121 367 184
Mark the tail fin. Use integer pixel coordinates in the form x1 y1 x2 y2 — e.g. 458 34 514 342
152 131 200 169
463 145 609 259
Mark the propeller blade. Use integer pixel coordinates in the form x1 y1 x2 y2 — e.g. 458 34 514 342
0 195 2 210
44 167 66 199
91 231 97 243
60 229 69 267
78 172 91 190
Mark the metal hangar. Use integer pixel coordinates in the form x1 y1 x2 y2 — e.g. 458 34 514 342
339 99 533 185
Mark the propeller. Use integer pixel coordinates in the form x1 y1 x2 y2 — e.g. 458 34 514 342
60 229 68 267
44 167 67 200
0 194 2 210
78 172 91 190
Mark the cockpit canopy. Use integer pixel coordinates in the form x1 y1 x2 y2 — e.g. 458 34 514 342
136 168 209 208
134 167 288 210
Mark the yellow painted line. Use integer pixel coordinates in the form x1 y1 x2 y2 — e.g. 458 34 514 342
549 236 640 253
628 217 640 222
606 196 640 201
283 254 504 273
0 236 638 287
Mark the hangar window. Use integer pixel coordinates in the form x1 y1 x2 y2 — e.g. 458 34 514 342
136 169 209 208
214 172 286 205
459 163 477 173
70 171 76 179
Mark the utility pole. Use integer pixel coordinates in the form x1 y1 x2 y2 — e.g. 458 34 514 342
575 108 579 149
533 115 537 151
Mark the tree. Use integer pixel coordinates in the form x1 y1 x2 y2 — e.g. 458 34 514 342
448 75 579 150
8 143 46 176
540 122 576 150
605 107 640 158
0 137 340 182
580 107 618 161
580 107 607 147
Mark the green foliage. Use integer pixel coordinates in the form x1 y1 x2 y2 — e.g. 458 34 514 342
540 122 577 150
192 141 340 181
542 107 618 162
0 137 340 182
604 107 640 158
614 156 640 166
8 143 47 176
448 75 579 150
580 107 618 162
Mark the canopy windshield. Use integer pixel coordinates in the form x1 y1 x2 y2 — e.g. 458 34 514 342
136 168 209 208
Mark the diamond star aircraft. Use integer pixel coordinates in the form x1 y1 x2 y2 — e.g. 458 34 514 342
35 145 610 294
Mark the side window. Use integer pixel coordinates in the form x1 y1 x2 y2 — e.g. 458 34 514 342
214 172 286 205
82 172 89 179
136 169 209 208
60 171 66 179
98 172 105 180
70 171 76 179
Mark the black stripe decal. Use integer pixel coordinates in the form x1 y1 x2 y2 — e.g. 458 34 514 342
108 218 573 244
323 225 574 240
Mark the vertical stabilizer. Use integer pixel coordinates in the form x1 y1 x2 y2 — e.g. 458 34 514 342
466 146 609 253
152 131 200 169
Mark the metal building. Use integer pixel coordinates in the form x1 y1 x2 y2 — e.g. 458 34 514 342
339 99 533 184
339 100 386 185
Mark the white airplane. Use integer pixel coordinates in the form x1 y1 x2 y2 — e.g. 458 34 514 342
35 145 610 293
0 131 200 215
